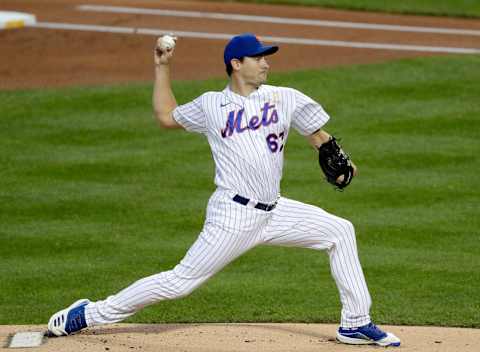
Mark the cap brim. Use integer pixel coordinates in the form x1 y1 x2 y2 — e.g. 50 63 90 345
249 45 279 57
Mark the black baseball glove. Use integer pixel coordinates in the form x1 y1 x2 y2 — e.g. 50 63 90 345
318 136 354 190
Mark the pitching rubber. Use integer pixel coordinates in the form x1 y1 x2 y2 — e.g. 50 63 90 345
8 332 45 348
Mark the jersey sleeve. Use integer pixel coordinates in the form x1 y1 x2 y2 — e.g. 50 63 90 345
291 89 330 136
172 95 207 134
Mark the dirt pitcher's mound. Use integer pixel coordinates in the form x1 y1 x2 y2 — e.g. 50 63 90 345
1 323 478 351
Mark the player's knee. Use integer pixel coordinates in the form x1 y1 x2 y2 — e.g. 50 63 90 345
173 285 196 299
340 219 356 241
343 219 355 235
166 269 206 299
136 270 199 300
329 218 355 243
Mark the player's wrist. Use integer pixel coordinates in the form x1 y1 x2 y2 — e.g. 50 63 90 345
155 62 170 72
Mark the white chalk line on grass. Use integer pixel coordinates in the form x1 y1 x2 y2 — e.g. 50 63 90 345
76 4 480 37
33 22 480 54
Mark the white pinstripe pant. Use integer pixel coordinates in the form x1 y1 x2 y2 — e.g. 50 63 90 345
85 188 371 328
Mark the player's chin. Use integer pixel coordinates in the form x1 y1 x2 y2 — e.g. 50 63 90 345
258 73 268 84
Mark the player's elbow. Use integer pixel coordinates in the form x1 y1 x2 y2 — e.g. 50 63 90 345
154 111 180 129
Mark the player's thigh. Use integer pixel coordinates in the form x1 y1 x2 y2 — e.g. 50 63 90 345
174 221 260 279
175 189 269 279
262 197 354 250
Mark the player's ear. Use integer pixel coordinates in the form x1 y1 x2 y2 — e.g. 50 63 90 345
231 58 242 72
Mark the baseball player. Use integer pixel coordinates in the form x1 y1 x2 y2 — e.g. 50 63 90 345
47 33 400 347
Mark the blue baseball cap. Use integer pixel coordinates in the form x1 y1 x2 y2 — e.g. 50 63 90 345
224 33 279 66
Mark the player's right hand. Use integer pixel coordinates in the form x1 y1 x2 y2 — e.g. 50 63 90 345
154 37 176 66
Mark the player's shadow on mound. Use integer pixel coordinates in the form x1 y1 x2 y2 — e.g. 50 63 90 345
246 324 334 343
82 324 189 335
81 323 333 343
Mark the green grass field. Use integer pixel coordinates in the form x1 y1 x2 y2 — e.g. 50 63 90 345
1 55 479 327
231 0 480 18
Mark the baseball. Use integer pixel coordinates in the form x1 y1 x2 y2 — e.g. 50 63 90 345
159 35 176 51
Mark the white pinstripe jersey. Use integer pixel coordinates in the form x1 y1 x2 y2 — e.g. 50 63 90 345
173 84 330 202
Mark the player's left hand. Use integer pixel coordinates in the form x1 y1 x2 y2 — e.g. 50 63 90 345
336 161 357 184
318 136 355 190
351 161 358 176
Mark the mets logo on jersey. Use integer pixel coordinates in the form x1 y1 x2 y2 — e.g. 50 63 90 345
221 102 279 138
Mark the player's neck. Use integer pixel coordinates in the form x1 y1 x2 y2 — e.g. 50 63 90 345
229 78 259 97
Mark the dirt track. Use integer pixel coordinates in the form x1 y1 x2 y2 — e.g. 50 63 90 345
2 323 480 351
1 0 480 89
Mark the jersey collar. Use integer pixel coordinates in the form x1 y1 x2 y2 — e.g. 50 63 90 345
222 84 265 107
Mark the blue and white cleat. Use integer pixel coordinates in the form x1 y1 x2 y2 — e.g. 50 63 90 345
47 299 90 336
336 322 401 347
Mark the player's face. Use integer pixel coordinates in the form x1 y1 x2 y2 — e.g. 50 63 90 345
239 56 270 86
